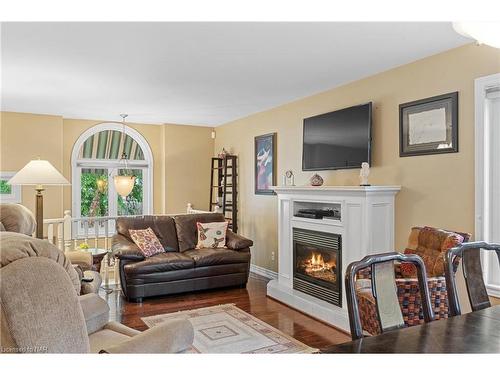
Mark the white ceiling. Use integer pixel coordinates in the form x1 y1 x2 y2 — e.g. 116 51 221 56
1 22 471 126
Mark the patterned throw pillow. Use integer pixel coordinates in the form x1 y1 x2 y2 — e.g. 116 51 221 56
129 227 165 257
196 221 229 249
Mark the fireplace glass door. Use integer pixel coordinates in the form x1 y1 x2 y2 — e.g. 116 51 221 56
293 228 341 306
295 244 338 289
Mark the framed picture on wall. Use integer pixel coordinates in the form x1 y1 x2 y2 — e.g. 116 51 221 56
399 92 458 157
255 132 277 195
0 172 21 203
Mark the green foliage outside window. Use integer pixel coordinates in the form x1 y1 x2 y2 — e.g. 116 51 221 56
80 170 143 217
0 180 12 194
81 172 109 217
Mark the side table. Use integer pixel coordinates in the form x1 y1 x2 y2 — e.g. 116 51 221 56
84 248 109 273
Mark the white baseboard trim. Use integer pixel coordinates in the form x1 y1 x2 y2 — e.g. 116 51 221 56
487 285 500 299
250 264 278 280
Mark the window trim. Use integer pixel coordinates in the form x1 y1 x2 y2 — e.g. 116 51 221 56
475 73 500 298
71 123 154 229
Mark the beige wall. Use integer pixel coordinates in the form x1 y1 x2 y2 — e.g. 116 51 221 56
1 112 214 221
164 124 215 213
215 44 500 272
0 112 65 220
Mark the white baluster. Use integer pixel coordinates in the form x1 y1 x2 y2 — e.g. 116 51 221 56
104 220 110 285
115 258 120 286
47 224 54 244
94 219 99 249
104 218 109 250
84 220 89 244
63 210 72 252
57 222 63 250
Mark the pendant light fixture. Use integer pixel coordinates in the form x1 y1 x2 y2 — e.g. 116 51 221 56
113 114 136 198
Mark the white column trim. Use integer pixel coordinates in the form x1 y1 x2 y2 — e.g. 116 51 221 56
475 73 500 297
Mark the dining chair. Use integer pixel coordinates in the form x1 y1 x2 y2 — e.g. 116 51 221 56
444 241 500 316
345 252 434 340
355 226 470 336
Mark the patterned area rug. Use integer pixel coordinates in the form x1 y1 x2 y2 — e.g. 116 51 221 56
142 304 318 353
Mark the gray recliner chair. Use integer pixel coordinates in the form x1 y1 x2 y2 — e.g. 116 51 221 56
0 203 101 294
0 238 194 353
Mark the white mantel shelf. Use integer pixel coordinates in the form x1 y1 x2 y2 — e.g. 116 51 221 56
271 185 402 193
267 184 401 332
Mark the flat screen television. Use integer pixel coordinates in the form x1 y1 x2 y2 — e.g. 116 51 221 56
302 102 372 171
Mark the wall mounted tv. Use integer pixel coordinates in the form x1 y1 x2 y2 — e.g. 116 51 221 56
302 102 372 171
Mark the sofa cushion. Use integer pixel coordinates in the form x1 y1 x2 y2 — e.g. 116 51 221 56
173 213 226 252
116 215 179 252
183 248 250 267
123 252 194 276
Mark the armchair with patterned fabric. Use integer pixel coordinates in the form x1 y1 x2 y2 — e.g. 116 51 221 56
355 226 470 336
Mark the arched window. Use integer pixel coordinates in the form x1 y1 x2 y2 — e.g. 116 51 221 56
72 123 153 233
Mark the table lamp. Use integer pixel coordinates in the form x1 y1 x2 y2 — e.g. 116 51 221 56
8 158 70 239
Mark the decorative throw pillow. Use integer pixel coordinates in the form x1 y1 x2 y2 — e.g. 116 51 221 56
196 221 229 249
129 227 165 257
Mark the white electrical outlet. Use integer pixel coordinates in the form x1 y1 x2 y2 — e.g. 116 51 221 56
271 251 275 261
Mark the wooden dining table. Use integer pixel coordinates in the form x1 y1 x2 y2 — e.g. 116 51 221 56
322 305 500 353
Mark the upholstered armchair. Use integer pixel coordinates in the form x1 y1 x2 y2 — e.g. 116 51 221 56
0 203 101 294
0 237 194 353
0 203 37 236
355 226 470 336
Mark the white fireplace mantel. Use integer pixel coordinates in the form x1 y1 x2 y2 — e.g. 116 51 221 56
267 185 401 332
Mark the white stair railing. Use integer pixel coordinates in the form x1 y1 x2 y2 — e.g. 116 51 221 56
186 202 214 214
42 211 142 287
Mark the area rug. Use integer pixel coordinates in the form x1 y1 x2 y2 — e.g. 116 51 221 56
142 304 318 353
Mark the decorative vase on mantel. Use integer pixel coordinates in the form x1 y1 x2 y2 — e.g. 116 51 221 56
310 174 324 186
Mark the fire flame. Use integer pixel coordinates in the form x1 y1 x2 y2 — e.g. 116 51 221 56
306 252 334 273
301 251 337 283
311 253 325 267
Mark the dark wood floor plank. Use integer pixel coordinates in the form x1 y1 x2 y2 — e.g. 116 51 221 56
99 273 350 350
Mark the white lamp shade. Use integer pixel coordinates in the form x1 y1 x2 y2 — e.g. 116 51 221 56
8 160 70 186
114 175 136 197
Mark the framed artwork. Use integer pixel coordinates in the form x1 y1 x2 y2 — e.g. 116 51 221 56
399 92 458 157
255 132 277 195
0 172 21 203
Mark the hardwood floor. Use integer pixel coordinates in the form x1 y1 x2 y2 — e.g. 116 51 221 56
99 272 350 350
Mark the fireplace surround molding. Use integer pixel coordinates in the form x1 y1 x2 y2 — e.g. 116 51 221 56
267 185 401 332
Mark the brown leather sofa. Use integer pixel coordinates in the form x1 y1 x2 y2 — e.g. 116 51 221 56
111 213 253 302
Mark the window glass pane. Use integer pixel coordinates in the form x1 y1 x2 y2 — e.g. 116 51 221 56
117 169 143 216
81 169 109 217
0 179 12 194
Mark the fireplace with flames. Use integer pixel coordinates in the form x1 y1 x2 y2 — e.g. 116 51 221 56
293 228 341 306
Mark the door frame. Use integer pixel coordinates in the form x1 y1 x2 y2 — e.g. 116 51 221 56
475 72 500 297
